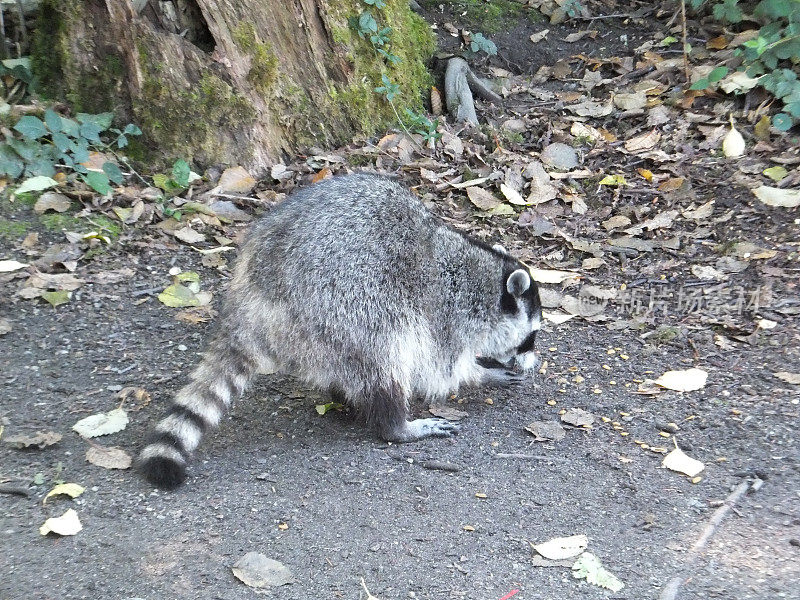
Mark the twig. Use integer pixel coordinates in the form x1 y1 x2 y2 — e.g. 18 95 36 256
208 191 262 203
494 453 566 461
360 577 381 600
680 0 690 85
659 478 761 600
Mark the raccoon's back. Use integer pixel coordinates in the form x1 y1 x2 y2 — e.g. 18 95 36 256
247 175 438 313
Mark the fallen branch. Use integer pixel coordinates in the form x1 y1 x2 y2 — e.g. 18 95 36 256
444 57 502 125
659 478 763 600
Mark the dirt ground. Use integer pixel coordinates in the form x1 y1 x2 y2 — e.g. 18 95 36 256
2 3 799 600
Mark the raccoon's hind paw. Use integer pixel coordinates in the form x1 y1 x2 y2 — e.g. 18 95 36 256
385 418 460 442
138 455 187 490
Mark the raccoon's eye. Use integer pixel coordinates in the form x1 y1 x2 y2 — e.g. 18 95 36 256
516 330 537 354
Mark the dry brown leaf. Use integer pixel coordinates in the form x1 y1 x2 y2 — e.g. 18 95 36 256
624 129 661 152
86 446 132 470
466 186 500 210
3 430 62 449
217 166 256 194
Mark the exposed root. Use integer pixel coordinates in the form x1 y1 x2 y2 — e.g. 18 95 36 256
444 56 502 125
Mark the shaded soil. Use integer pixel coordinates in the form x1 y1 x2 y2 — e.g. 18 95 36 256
2 3 800 600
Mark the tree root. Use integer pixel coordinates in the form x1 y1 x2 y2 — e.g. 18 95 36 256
444 56 502 125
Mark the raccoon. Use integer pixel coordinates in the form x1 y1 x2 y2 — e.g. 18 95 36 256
139 174 542 489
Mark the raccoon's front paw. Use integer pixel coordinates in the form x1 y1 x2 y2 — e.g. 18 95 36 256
386 418 460 442
481 367 527 386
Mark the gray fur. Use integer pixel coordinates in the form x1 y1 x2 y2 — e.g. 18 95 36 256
138 174 541 489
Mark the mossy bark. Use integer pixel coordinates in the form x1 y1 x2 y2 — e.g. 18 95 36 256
31 0 435 174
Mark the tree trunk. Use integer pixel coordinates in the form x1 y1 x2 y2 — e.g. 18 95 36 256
32 0 434 174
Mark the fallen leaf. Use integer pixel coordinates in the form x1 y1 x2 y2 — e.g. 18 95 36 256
572 552 624 592
624 129 661 152
529 269 580 284
39 508 82 536
534 534 588 560
682 200 714 220
72 407 129 438
16 175 58 195
33 192 71 214
654 368 708 392
86 446 132 470
598 174 628 186
429 405 469 421
540 143 578 170
0 317 10 335
466 186 500 210
602 215 631 231
500 183 528 206
41 290 71 307
718 71 760 93
751 186 800 208
232 552 295 588
613 91 647 110
524 421 566 442
560 407 595 427
542 311 576 324
174 226 206 244
3 430 62 449
529 29 549 43
217 166 256 194
763 166 787 182
0 260 28 272
774 372 800 385
568 99 613 117
44 483 85 504
662 442 705 477
208 200 251 222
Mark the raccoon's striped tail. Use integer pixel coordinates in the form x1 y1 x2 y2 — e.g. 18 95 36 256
138 342 259 489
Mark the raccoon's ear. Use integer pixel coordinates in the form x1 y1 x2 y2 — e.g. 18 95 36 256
493 243 509 255
506 269 531 297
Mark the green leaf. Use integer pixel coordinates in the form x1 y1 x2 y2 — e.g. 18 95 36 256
102 161 124 184
358 11 377 35
8 138 42 161
84 171 111 195
158 283 202 307
16 175 58 194
123 123 142 135
763 165 788 181
72 140 90 163
60 117 81 138
172 159 190 187
41 290 71 307
315 402 345 415
26 157 56 178
44 109 63 133
14 116 47 139
708 66 729 83
79 121 102 143
51 131 71 152
0 144 24 178
772 112 793 131
116 134 128 149
690 77 710 90
76 112 114 130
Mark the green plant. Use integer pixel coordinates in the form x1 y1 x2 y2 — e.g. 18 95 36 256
0 109 142 194
469 32 497 56
690 0 800 130
153 158 200 219
404 108 441 142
